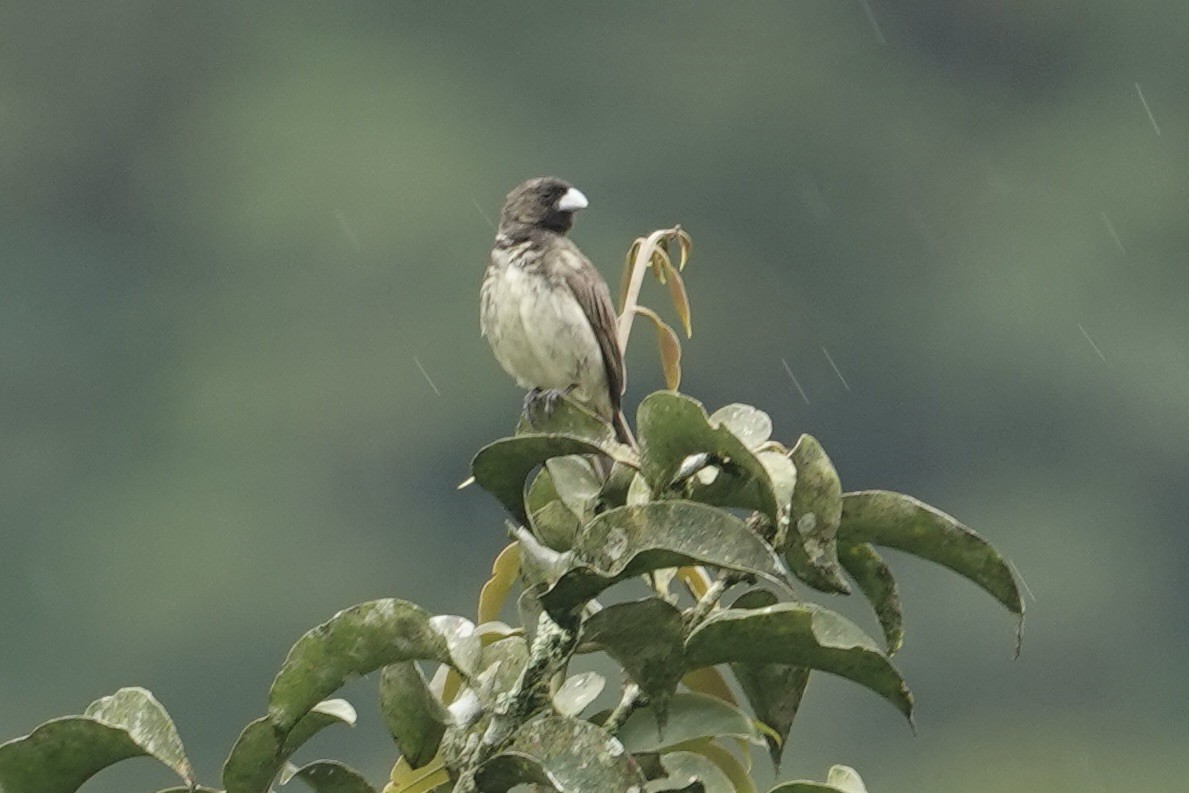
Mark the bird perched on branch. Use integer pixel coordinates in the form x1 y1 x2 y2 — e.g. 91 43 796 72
481 177 634 446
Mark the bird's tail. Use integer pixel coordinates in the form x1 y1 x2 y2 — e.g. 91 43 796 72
613 410 637 449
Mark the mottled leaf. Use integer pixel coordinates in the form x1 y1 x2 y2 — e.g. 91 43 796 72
477 542 521 624
636 392 779 523
709 405 772 449
0 717 155 793
83 688 192 783
290 760 376 793
685 603 913 722
380 664 448 769
224 700 356 793
268 600 469 732
538 501 791 619
546 455 602 521
516 393 619 448
838 540 903 655
473 434 628 524
222 717 281 793
680 739 756 793
786 435 849 594
583 598 687 722
616 693 762 754
648 750 731 793
767 763 869 793
728 590 809 770
552 672 605 717
475 751 563 792
839 491 1024 618
508 713 646 790
478 634 530 702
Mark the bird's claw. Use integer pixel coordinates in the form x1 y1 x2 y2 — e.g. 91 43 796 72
522 386 574 425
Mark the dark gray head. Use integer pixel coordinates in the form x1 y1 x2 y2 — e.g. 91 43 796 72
498 176 589 235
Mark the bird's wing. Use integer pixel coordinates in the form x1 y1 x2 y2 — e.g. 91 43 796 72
562 253 626 409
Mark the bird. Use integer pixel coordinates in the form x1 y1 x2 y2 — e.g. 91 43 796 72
481 176 634 446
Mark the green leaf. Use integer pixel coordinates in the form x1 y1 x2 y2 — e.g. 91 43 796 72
474 751 562 792
677 739 756 793
728 590 809 771
268 600 472 732
517 392 620 448
839 490 1024 619
222 717 281 793
582 598 687 724
508 713 646 790
838 540 904 655
473 434 629 524
224 700 356 793
616 692 762 754
546 455 603 522
685 603 913 723
758 450 797 510
0 688 194 793
767 764 869 793
380 663 449 769
281 698 357 757
538 501 792 619
636 392 780 523
785 435 849 594
709 404 772 449
648 750 733 793
290 760 377 793
0 719 155 793
157 788 220 793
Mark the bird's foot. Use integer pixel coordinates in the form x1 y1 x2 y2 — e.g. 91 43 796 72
521 388 543 422
522 386 576 424
538 387 570 417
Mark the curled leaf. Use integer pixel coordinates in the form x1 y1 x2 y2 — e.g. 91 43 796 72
838 540 903 655
478 542 521 625
268 600 469 732
380 664 449 769
685 603 913 723
473 434 634 525
786 435 849 594
634 306 683 389
538 501 792 619
838 490 1024 622
636 392 780 524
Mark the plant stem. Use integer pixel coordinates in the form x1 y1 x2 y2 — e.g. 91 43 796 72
603 683 646 735
452 611 576 792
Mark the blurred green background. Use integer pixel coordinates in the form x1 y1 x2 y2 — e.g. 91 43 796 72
3 2 1186 790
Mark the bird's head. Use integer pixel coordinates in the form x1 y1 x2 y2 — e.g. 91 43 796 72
498 176 588 235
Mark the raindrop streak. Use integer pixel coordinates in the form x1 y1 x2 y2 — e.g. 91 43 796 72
1134 82 1161 136
1100 212 1126 254
335 210 361 251
413 356 442 396
781 358 811 405
472 197 497 231
821 347 851 391
1077 324 1107 362
857 0 887 45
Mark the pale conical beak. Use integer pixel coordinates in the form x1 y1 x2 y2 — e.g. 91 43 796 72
556 187 589 212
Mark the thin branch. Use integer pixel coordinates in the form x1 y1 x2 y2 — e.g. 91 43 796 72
603 683 646 735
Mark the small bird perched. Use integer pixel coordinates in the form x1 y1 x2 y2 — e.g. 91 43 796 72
481 176 634 445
